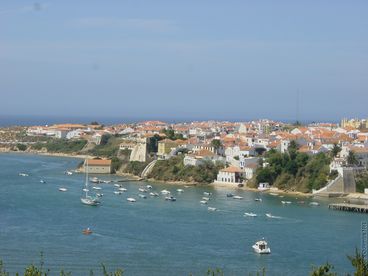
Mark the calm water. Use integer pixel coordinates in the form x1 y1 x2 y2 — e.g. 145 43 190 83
0 153 365 275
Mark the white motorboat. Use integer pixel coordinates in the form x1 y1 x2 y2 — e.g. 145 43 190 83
165 196 176 201
65 171 73 175
208 207 217 211
309 201 320 206
90 177 99 183
202 197 210 201
139 188 147 193
81 160 100 206
114 184 120 187
233 196 243 200
266 213 281 219
161 189 170 195
114 191 122 195
146 185 153 189
254 198 262 202
200 200 208 204
19 173 29 177
139 194 147 199
96 193 103 197
118 188 127 192
177 189 184 192
150 192 159 197
59 187 68 192
244 212 257 217
92 186 102 190
252 239 271 254
203 192 211 196
269 193 278 196
127 197 136 202
40 179 46 183
281 201 292 204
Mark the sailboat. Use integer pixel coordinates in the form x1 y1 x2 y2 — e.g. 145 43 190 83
81 160 100 206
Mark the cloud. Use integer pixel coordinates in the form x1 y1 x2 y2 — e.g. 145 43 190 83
69 17 176 32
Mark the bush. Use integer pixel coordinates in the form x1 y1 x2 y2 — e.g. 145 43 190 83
16 143 27 151
30 139 87 154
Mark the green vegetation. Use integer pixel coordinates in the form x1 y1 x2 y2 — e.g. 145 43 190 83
347 151 359 166
124 161 148 176
331 144 341 158
211 139 222 150
356 171 368 193
161 128 185 140
111 157 123 174
254 141 333 192
31 139 87 154
88 135 120 158
148 156 224 183
16 143 27 151
148 134 163 153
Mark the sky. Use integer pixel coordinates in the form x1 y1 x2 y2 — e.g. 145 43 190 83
0 0 367 122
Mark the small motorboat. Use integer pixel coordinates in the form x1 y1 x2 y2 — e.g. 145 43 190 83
252 239 271 254
208 207 217 211
82 228 92 235
40 179 46 183
19 173 29 177
200 200 208 204
244 212 257 217
203 192 212 196
96 193 103 197
139 188 147 193
254 198 262 202
114 191 122 195
118 188 127 192
266 213 281 219
150 192 159 197
161 189 170 195
114 184 120 187
281 201 292 205
165 196 176 202
92 186 102 190
102 180 111 184
233 196 243 200
65 171 73 175
127 198 136 202
83 188 89 192
309 202 320 206
90 177 99 183
202 197 210 201
138 194 147 199
269 193 278 196
226 193 234 198
146 185 153 189
177 189 184 192
59 187 68 192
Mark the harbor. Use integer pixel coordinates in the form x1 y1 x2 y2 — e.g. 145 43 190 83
329 203 368 213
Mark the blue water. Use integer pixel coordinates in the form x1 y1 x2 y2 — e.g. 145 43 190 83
0 153 364 275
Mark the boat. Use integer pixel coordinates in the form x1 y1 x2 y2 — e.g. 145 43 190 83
200 200 208 204
138 194 147 199
208 207 217 211
177 189 184 192
114 191 122 195
252 239 271 254
226 193 234 198
202 197 210 201
96 193 103 197
233 196 243 200
138 188 147 193
254 198 262 202
82 228 92 235
40 179 46 183
80 160 100 206
59 187 68 192
114 184 120 187
127 197 136 202
309 201 320 206
19 173 29 177
281 201 292 204
118 188 127 192
90 177 99 183
65 171 73 175
146 185 153 189
161 189 170 195
266 213 281 219
165 196 176 201
269 193 278 196
203 192 211 196
102 180 111 184
150 192 159 197
92 186 102 190
244 212 257 217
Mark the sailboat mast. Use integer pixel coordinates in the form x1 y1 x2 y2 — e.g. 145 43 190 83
85 159 89 197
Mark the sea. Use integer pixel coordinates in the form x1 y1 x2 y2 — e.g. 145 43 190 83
0 153 364 275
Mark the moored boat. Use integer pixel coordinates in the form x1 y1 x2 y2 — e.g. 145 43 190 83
244 212 257 217
252 239 271 254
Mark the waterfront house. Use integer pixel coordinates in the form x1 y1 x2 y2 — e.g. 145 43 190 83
215 166 244 184
83 159 112 174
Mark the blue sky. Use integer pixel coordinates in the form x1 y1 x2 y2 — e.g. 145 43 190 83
0 0 367 122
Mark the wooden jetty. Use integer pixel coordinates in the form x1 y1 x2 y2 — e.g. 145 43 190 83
329 203 368 213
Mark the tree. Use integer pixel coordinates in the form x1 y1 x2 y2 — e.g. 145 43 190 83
347 248 368 276
310 263 337 276
211 139 222 150
347 151 359 166
331 144 341 158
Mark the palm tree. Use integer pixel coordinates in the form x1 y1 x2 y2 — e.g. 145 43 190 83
330 143 341 158
347 150 359 166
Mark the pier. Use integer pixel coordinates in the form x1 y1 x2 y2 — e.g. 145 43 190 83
329 203 368 213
